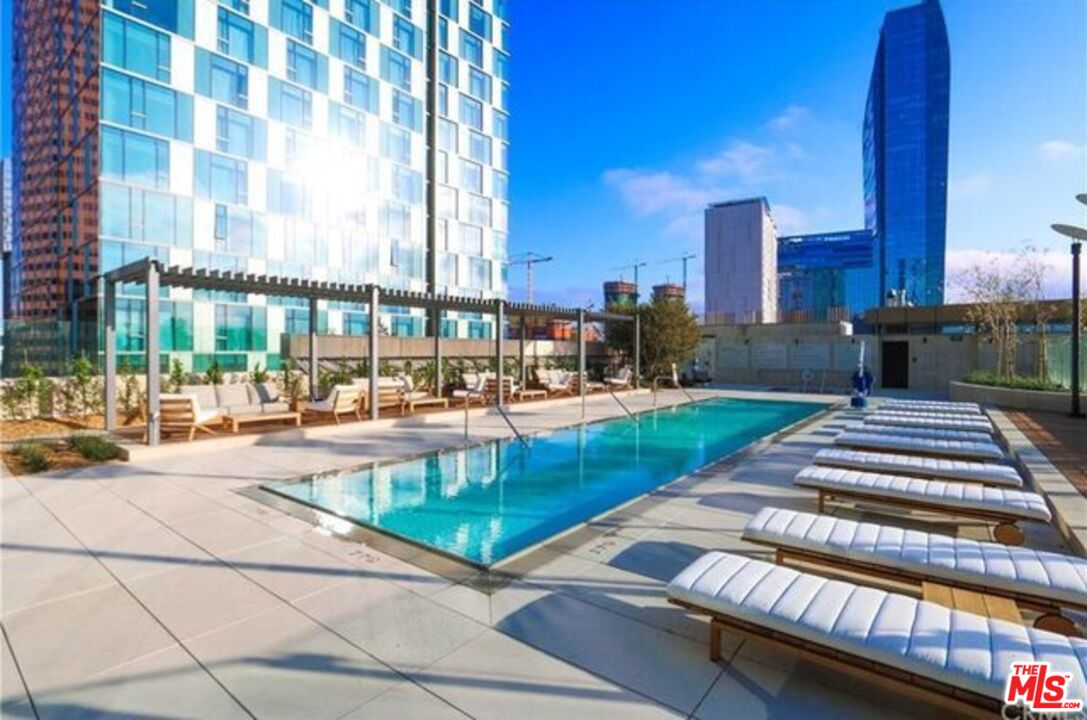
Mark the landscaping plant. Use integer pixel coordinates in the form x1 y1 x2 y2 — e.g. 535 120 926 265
69 435 121 462
14 442 49 473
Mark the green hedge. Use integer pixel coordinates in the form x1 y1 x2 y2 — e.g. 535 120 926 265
962 370 1066 392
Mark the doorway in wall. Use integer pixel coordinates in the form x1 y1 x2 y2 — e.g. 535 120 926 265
881 341 909 389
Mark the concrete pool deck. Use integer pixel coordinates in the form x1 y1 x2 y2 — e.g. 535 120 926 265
1 389 1078 719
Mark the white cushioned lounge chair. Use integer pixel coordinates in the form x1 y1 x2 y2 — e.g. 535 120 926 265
452 373 488 406
667 551 1087 719
833 430 1005 461
605 367 633 389
843 422 993 445
158 393 224 441
881 399 982 415
305 384 362 424
814 448 1022 487
865 412 993 433
743 507 1087 634
793 465 1050 545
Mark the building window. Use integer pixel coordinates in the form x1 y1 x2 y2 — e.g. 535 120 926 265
381 124 412 164
220 0 250 15
101 126 170 189
393 17 420 59
388 0 412 18
460 160 482 193
392 90 421 132
392 167 422 203
494 50 509 80
468 257 492 290
439 0 458 21
273 0 312 44
267 171 310 217
287 40 325 90
329 102 365 146
196 50 249 109
216 106 265 160
215 305 266 351
459 94 483 131
468 5 491 41
380 47 412 92
195 150 248 204
493 170 508 201
493 110 508 141
344 0 375 33
467 129 490 163
468 194 491 226
101 68 193 141
344 68 378 112
269 78 312 128
102 0 192 38
460 33 483 67
439 118 458 152
217 8 265 66
460 223 482 254
468 67 491 102
213 204 266 255
331 19 366 69
439 51 458 85
102 11 171 83
438 185 457 219
100 183 193 247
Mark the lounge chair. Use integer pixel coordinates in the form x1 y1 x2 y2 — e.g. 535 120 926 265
452 373 488 407
605 367 633 390
484 376 519 403
539 369 574 396
843 422 993 445
159 393 224 441
304 384 362 424
865 412 993 433
793 465 1050 545
881 399 982 415
743 507 1086 634
667 551 1087 718
833 430 1005 461
571 372 605 395
813 448 1022 487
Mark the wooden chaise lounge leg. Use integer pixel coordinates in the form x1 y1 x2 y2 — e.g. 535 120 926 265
1034 612 1080 637
709 619 724 661
817 491 825 514
993 522 1025 547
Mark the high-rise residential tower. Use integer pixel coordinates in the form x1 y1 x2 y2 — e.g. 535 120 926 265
6 0 509 373
864 0 950 307
704 198 778 325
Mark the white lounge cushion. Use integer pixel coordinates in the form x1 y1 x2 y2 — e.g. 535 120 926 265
744 507 1087 609
215 383 250 409
834 431 1005 461
815 448 1022 487
844 423 993 445
881 400 982 415
179 384 217 412
667 552 1087 702
866 412 993 433
794 465 1051 522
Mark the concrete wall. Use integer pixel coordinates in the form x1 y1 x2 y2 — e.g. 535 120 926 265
950 381 1084 413
282 335 610 364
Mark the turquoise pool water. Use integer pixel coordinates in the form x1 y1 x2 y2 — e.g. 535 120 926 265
266 398 823 566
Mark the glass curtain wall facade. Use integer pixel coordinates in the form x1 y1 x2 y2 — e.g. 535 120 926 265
7 0 509 373
777 230 878 323
863 0 949 308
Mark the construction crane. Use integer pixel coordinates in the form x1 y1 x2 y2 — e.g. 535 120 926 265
507 252 553 304
611 259 648 302
659 253 697 293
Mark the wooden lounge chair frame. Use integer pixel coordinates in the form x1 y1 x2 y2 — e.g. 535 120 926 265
809 485 1034 546
305 387 363 424
404 393 449 413
668 597 998 720
158 395 223 441
745 539 1081 635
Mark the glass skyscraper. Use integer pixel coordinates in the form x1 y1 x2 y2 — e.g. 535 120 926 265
864 0 950 307
6 0 509 373
777 230 878 323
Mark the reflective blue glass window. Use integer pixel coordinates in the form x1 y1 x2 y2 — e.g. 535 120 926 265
468 5 491 41
219 0 250 15
494 0 508 22
99 182 193 247
439 18 449 50
439 52 458 85
393 17 421 59
344 68 379 113
330 20 366 69
213 204 266 255
100 126 170 189
329 102 365 146
494 49 509 80
216 106 266 160
268 78 313 128
468 194 491 226
345 0 376 34
196 50 249 109
461 159 482 192
467 130 490 163
439 0 458 20
102 11 171 83
101 69 193 141
267 171 311 216
380 47 412 91
195 150 248 205
493 170 508 201
102 0 193 38
468 67 491 102
215 305 266 352
388 0 412 17
392 91 422 132
381 124 412 164
218 8 267 67
439 119 458 152
493 110 508 141
287 41 327 91
468 257 492 291
271 0 313 44
460 33 482 66
459 94 483 131
392 167 423 203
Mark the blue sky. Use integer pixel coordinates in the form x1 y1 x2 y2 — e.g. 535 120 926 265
1 1 1084 308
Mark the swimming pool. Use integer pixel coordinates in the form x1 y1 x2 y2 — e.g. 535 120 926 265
265 397 824 567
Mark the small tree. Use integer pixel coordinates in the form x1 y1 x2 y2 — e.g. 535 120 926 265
604 300 638 366
957 260 1028 380
1018 246 1058 382
640 296 702 378
168 358 187 391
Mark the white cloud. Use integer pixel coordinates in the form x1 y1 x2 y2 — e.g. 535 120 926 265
770 204 810 235
949 172 992 200
1038 140 1084 161
768 104 810 132
696 141 779 184
944 248 1072 302
602 169 725 217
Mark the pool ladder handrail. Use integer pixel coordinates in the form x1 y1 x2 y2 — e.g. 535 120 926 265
494 402 531 449
608 386 639 423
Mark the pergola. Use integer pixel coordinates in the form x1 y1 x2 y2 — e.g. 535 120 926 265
103 258 639 445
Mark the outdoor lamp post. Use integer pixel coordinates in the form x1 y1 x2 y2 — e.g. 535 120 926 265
1051 219 1086 418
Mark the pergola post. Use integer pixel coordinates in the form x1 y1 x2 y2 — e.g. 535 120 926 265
495 300 505 407
104 278 117 431
577 309 586 419
634 312 641 389
434 309 442 397
369 286 380 420
519 317 527 389
308 297 319 400
145 262 160 446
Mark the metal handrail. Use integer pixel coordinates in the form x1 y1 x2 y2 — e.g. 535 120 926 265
608 387 639 422
494 402 530 448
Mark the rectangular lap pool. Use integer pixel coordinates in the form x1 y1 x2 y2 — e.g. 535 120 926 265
265 398 824 567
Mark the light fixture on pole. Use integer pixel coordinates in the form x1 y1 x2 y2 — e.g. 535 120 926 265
1051 219 1086 418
